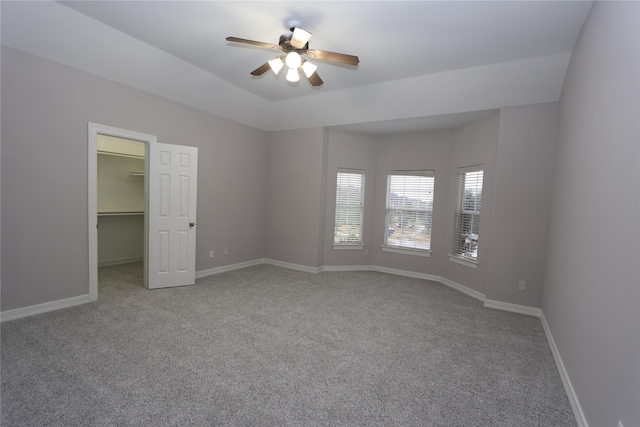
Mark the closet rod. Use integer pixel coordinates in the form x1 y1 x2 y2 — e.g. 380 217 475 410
98 150 144 160
98 212 144 217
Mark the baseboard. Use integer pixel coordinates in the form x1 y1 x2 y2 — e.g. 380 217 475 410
370 265 442 283
321 264 486 304
483 299 541 317
197 261 550 327
196 258 265 279
1 294 91 323
321 265 376 272
540 312 588 427
98 256 143 267
263 258 322 274
437 276 486 302
0 258 540 334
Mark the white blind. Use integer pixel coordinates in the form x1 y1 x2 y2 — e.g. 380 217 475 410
384 171 435 251
334 169 365 244
452 169 483 260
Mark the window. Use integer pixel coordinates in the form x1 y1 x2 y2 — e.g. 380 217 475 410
383 171 435 256
334 169 365 248
451 166 483 267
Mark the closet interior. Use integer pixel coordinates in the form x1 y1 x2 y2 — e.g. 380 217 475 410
97 135 146 273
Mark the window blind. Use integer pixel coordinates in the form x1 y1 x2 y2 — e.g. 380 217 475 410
452 168 483 260
334 169 365 244
384 171 435 251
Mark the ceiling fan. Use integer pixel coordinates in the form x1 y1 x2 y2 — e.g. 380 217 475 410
226 21 360 87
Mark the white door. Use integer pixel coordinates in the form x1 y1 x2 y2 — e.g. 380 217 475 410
147 142 198 289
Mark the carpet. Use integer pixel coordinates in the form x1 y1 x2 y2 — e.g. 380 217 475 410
1 262 575 426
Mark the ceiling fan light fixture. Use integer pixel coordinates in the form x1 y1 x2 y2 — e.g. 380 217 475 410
290 27 312 49
227 23 359 87
285 52 302 69
286 67 300 83
268 57 284 74
302 60 318 78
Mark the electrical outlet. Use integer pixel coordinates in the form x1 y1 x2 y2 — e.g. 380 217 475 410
224 248 229 256
365 248 369 256
518 280 527 291
209 250 214 258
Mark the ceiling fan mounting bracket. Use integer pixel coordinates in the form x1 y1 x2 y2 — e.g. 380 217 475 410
287 20 302 31
278 32 309 53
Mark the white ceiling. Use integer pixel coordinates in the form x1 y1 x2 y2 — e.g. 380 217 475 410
1 1 593 134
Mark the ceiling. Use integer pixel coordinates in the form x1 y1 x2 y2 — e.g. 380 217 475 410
1 1 593 134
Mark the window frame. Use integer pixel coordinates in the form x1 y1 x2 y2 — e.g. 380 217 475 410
333 168 365 250
382 170 435 257
449 165 483 268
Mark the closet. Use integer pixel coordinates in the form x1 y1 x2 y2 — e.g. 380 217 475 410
97 135 146 266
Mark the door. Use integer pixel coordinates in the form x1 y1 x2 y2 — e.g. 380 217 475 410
147 142 198 289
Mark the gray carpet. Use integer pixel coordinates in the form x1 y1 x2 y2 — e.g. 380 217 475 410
1 263 576 426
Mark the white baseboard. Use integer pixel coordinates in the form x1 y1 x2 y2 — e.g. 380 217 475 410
371 265 442 283
322 264 486 303
437 276 486 302
321 265 375 272
263 258 322 274
540 312 588 427
98 256 143 267
196 258 265 279
484 299 541 317
1 294 91 323
0 261 542 326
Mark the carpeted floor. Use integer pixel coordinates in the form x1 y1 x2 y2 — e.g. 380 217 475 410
1 262 576 426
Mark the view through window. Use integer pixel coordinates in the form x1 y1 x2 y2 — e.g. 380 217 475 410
334 169 365 245
384 171 435 252
452 168 483 261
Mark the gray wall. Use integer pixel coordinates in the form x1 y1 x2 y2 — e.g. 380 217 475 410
372 129 452 275
541 2 640 427
1 46 267 311
265 127 327 268
0 43 565 314
441 115 500 295
97 215 144 266
322 108 558 310
486 102 559 307
323 130 378 267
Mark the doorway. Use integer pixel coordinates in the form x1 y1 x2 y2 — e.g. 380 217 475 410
88 123 199 300
88 123 156 301
96 135 146 292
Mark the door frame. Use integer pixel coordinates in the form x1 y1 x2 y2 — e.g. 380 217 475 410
88 123 157 301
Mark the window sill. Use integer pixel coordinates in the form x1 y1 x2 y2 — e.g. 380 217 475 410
449 255 478 269
382 246 431 257
333 244 364 250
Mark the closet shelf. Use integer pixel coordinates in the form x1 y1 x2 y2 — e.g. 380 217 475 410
129 171 145 176
98 150 144 160
98 212 144 217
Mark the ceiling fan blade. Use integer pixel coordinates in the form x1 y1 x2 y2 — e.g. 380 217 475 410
250 62 272 76
307 49 359 66
307 72 323 87
226 37 281 51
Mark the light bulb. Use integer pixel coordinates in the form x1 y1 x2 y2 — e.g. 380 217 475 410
285 52 302 69
268 57 284 75
302 61 318 78
290 27 312 49
286 68 300 83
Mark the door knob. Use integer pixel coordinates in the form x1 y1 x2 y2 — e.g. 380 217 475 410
189 222 195 228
